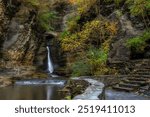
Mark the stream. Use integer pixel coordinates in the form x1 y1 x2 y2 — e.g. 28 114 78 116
0 79 149 100
0 43 149 100
0 44 65 100
105 89 149 100
0 78 67 100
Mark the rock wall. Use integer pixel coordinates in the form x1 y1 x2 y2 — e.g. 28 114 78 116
0 0 9 58
108 13 144 62
0 0 68 74
0 0 148 74
0 0 46 68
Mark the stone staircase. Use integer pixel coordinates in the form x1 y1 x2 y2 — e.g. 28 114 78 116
112 59 150 93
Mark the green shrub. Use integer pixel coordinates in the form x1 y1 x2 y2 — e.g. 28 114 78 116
67 15 81 32
126 30 150 52
71 60 91 76
71 47 109 76
61 19 117 52
60 18 117 76
87 47 108 64
126 0 149 16
105 0 150 16
37 11 57 31
60 30 71 39
76 0 98 14
127 37 146 52
105 0 124 6
25 0 40 7
23 0 59 31
86 47 108 75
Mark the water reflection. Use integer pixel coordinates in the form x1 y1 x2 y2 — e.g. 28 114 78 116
46 86 52 100
0 85 64 100
105 89 149 100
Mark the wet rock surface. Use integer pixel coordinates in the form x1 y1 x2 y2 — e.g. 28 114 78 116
0 77 67 100
105 89 149 100
73 78 105 100
59 78 90 100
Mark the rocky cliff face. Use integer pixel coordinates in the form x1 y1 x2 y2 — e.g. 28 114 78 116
0 0 9 58
0 0 47 68
108 13 143 62
0 0 149 76
0 0 69 79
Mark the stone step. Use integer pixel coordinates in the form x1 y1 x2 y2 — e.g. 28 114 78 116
136 72 150 75
138 86 149 94
132 69 150 72
138 89 145 93
131 75 150 79
135 69 150 72
134 62 149 64
140 66 150 69
131 59 150 63
140 86 149 91
119 83 140 88
130 67 150 71
117 75 150 80
127 78 148 81
136 65 150 68
113 85 135 92
123 80 148 86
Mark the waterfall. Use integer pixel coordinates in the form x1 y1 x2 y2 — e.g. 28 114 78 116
47 46 54 73
46 86 52 100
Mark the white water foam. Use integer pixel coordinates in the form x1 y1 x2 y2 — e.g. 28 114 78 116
47 46 54 73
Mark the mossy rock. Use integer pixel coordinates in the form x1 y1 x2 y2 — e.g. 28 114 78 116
59 79 90 99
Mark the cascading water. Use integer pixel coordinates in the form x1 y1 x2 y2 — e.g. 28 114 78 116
47 46 54 73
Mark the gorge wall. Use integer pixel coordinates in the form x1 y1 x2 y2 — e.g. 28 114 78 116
0 0 149 76
0 0 51 69
0 0 68 70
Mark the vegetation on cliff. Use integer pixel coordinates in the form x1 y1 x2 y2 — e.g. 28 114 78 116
127 30 150 53
59 0 150 76
61 18 118 76
0 0 150 100
23 0 58 31
0 0 150 76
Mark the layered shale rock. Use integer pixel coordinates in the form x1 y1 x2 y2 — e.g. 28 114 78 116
0 0 46 68
0 0 9 57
